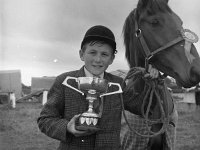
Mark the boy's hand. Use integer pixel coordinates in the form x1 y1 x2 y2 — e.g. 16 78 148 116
67 114 96 137
144 64 159 79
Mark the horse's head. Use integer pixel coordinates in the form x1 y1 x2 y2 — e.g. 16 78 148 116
123 0 200 88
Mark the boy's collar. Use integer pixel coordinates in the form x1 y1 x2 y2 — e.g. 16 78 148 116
84 67 104 79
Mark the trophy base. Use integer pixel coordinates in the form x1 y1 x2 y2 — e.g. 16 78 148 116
75 124 100 132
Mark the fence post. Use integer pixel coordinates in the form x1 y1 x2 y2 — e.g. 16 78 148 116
42 90 48 105
10 92 16 108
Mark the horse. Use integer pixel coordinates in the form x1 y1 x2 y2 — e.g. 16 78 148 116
120 0 200 150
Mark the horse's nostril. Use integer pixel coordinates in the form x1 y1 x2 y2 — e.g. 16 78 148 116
190 66 200 85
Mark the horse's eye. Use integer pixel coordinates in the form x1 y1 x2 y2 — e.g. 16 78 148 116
151 19 159 25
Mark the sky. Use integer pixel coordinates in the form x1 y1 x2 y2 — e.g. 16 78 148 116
0 0 200 86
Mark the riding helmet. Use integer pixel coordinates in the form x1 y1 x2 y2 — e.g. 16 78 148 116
81 25 117 53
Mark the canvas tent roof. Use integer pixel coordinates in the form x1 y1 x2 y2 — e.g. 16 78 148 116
110 69 128 79
0 70 22 99
31 76 55 93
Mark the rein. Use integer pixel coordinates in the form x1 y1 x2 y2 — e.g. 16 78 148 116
121 67 170 137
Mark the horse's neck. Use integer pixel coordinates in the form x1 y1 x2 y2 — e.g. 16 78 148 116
135 78 146 93
127 77 145 94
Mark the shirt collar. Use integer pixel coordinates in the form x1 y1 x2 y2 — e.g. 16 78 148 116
84 67 104 79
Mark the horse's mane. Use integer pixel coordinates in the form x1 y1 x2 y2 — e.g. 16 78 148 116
123 0 172 68
123 9 139 68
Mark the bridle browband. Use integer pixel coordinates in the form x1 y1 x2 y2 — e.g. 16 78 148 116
134 9 198 71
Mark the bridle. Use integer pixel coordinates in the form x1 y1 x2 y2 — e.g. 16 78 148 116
134 9 199 71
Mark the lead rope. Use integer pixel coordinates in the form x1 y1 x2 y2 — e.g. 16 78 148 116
120 67 170 137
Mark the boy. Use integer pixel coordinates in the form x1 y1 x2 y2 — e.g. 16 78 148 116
37 25 158 150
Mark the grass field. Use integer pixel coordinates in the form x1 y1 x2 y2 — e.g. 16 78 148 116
0 102 200 150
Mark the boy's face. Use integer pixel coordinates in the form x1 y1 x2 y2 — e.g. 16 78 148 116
79 42 115 76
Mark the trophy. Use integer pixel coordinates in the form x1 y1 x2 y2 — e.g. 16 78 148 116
62 76 122 131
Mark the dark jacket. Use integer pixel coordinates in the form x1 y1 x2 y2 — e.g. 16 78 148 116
37 66 132 150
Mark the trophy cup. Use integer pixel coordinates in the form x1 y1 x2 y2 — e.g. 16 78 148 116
62 76 122 131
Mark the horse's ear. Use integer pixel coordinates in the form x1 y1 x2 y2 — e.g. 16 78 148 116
164 0 169 3
138 0 169 8
137 0 148 9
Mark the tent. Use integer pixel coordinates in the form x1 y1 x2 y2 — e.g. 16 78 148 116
31 76 55 93
0 70 22 103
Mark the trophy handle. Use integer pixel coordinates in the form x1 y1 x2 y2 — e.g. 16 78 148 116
62 76 84 95
100 82 123 97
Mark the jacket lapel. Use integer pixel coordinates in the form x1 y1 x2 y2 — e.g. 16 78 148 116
76 66 86 77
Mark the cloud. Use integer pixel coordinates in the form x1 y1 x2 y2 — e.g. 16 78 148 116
1 0 200 85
